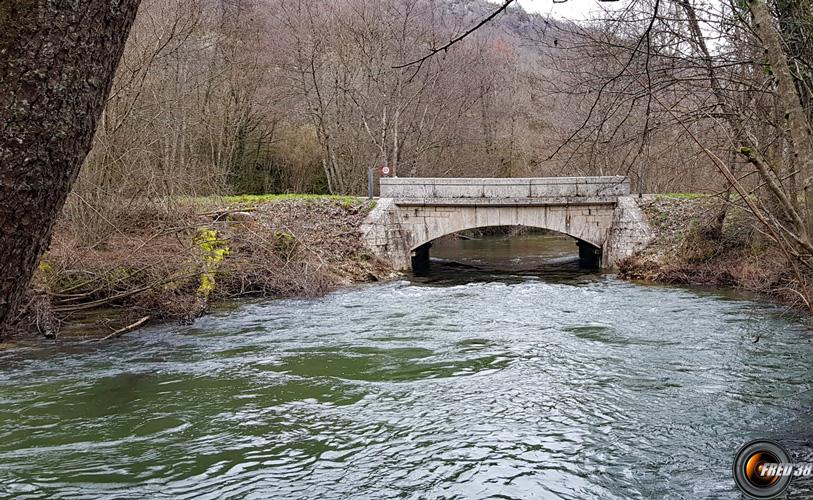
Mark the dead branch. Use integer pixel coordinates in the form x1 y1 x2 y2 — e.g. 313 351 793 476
97 316 150 341
393 0 516 69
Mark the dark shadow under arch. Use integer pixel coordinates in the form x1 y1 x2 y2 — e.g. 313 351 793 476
410 225 601 273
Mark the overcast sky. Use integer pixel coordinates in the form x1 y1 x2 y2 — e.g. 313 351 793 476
486 0 627 20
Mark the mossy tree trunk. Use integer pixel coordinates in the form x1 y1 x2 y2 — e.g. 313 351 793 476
0 0 140 336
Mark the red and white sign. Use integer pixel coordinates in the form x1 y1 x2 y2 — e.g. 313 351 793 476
380 164 391 176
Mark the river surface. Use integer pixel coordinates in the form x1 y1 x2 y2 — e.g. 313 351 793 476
1 234 813 499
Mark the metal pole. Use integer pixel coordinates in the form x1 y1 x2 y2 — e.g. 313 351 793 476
367 166 374 200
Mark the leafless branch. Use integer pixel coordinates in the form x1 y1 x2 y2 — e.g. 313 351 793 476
393 0 516 69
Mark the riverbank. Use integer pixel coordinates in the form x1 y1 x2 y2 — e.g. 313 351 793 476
11 192 807 340
12 196 396 339
618 194 807 309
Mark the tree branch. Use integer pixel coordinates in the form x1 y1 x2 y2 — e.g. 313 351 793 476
393 0 517 69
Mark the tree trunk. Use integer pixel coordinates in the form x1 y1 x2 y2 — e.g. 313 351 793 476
775 0 813 122
0 0 141 336
749 0 813 238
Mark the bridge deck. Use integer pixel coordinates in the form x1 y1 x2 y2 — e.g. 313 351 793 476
380 176 630 205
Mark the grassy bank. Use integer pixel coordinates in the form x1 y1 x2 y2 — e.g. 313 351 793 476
618 195 806 308
14 196 395 339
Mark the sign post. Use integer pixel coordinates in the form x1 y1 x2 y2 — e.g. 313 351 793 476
372 163 391 200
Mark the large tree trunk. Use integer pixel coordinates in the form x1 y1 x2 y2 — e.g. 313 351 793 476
0 0 140 336
749 0 813 238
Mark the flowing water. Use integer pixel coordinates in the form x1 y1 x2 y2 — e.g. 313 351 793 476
1 234 813 499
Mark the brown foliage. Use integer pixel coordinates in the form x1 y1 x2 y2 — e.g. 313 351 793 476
19 199 391 338
619 196 811 310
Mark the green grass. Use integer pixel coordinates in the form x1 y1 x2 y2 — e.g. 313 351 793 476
182 193 365 206
657 193 708 200
219 193 361 204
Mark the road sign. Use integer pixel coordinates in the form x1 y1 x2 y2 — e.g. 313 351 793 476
380 164 391 176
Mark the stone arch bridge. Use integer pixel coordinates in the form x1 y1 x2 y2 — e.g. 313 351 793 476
361 177 653 270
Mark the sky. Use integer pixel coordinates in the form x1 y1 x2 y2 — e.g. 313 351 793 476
486 0 627 20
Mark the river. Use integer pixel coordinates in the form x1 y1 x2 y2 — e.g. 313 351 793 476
1 233 812 499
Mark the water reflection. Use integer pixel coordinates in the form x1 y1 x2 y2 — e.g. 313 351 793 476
417 230 598 284
431 229 580 269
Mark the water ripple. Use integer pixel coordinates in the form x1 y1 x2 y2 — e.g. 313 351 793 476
0 275 812 498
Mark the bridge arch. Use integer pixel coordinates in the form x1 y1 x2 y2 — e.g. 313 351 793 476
360 177 653 271
405 205 609 271
406 206 607 252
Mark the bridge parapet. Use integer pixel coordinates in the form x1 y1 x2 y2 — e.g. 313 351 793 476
380 176 630 205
